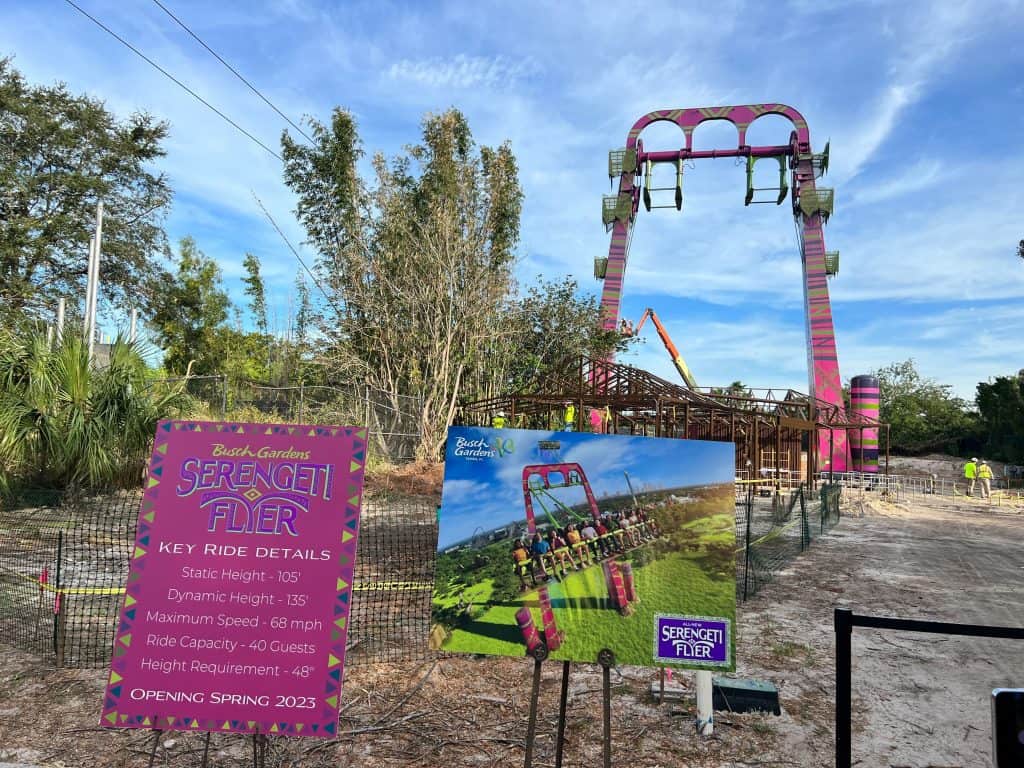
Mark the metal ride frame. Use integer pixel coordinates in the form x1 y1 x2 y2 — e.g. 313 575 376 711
518 461 619 768
596 104 849 470
466 356 887 488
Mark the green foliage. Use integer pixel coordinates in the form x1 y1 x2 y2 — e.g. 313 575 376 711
711 381 753 398
148 237 231 376
0 58 171 319
975 371 1024 462
282 107 524 459
241 253 268 337
0 326 191 497
873 359 978 455
505 277 628 390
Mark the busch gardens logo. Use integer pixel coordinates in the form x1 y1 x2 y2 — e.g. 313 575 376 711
453 436 515 460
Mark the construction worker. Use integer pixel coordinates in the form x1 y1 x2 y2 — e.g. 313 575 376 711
964 457 978 496
562 402 575 431
978 460 994 499
491 411 506 429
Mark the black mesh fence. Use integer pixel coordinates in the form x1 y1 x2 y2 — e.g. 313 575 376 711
0 486 440 669
150 377 422 463
2 476 840 669
736 483 843 600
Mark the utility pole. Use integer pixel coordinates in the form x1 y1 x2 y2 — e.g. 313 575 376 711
85 201 104 362
83 235 95 340
56 298 66 339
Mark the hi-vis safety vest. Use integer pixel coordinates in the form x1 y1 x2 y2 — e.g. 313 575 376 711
978 464 993 479
492 415 506 429
564 405 575 424
964 462 977 479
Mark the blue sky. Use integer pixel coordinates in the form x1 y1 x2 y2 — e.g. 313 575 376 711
3 0 1023 397
438 427 735 550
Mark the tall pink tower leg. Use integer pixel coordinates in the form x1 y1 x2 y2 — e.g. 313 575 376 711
794 160 848 471
595 105 850 471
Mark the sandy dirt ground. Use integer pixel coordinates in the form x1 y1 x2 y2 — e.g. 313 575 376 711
0 492 1020 768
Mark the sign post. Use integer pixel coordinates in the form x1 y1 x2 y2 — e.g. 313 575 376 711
101 420 367 741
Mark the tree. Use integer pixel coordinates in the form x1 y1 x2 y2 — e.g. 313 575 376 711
148 237 230 375
282 108 523 460
500 277 626 392
1017 239 1023 262
0 326 190 497
975 370 1024 462
874 360 977 454
241 253 268 337
0 58 171 319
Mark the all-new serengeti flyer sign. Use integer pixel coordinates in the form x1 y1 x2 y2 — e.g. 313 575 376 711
100 420 366 738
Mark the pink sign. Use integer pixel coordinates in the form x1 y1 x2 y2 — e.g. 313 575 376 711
100 420 366 739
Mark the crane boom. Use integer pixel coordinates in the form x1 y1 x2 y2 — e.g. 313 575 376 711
634 308 698 389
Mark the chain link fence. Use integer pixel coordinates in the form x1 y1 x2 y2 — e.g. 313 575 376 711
151 376 422 463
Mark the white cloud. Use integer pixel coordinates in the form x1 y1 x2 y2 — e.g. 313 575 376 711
388 54 538 90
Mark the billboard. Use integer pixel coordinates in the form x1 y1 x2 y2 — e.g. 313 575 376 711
431 428 736 670
100 420 366 738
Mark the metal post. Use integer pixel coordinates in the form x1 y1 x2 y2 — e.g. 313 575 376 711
83 236 95 339
56 298 66 340
147 728 162 768
884 424 890 479
597 649 615 768
523 652 545 768
298 382 305 423
364 385 372 431
87 201 103 362
221 375 228 417
695 670 714 735
200 732 212 768
835 608 853 768
54 530 63 666
829 430 835 484
554 660 571 768
129 307 138 343
743 482 753 600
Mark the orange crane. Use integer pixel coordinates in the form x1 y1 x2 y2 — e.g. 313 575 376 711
632 308 698 389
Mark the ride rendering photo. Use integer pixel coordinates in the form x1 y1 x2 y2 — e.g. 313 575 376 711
431 427 736 669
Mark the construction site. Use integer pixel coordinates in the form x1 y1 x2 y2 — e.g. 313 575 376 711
2 93 1022 768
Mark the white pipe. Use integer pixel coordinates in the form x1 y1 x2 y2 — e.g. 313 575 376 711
83 236 95 338
56 297 65 339
129 307 137 343
87 201 103 362
696 670 713 735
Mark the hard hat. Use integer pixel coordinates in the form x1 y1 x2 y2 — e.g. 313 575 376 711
497 411 505 417
971 457 978 462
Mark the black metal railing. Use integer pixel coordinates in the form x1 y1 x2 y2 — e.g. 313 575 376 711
834 608 1024 768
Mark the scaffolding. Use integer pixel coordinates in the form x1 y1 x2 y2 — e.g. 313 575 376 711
461 356 887 488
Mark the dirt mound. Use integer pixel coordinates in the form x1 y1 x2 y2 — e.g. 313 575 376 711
887 452 1006 481
365 461 444 499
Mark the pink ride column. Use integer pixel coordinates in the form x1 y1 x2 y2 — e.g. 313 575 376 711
849 375 880 473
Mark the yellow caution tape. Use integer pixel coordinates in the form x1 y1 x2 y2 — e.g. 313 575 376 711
352 581 434 592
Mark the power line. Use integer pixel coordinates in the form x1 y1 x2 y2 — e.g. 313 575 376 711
252 193 342 317
62 0 281 160
62 1 335 318
150 0 314 144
